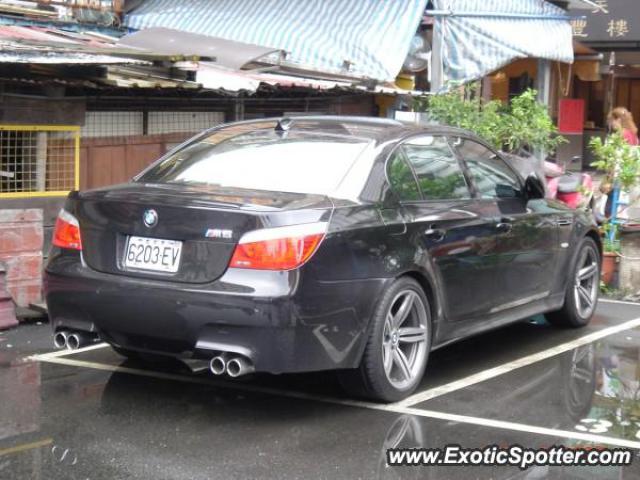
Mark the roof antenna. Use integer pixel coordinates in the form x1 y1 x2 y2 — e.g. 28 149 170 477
275 117 293 133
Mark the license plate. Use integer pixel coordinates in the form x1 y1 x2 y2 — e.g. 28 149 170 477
124 236 182 273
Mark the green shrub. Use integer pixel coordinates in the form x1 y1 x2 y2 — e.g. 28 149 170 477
413 86 565 155
589 132 640 192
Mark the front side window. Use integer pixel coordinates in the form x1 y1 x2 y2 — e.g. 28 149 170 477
138 125 370 196
455 138 521 199
402 136 470 200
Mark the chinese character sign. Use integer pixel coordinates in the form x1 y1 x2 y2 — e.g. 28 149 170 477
607 19 629 37
569 0 638 42
592 0 609 13
571 19 588 37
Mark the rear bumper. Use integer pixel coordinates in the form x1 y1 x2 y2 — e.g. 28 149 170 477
44 251 386 374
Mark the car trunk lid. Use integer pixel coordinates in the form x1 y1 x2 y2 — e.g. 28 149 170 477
75 183 332 283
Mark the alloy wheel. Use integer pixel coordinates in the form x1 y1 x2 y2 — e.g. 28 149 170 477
574 247 599 319
565 345 596 418
381 289 429 390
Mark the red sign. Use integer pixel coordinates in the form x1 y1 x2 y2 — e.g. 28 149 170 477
558 99 585 134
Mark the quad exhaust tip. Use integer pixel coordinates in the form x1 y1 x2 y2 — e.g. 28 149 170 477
209 353 230 375
53 331 68 349
53 330 98 350
66 333 83 350
209 353 254 378
226 356 255 378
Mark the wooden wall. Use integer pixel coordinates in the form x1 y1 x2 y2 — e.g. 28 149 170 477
615 78 640 130
79 132 191 191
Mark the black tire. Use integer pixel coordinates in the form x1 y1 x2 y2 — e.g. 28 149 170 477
338 277 432 403
546 237 600 328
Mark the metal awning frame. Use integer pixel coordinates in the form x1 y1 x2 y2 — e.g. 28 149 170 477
426 10 574 21
564 0 607 12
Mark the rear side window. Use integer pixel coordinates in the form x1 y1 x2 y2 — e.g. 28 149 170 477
454 139 521 199
387 151 421 201
402 136 470 200
138 126 370 196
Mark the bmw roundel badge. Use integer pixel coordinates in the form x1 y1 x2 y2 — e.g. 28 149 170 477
143 209 158 228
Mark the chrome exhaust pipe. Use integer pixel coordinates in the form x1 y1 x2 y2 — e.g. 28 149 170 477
53 331 68 349
209 353 230 375
226 356 254 378
66 332 98 350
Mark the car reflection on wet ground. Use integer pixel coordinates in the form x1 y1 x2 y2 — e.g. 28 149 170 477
1 300 640 479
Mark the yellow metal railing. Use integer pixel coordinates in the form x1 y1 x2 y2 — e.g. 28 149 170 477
0 125 80 199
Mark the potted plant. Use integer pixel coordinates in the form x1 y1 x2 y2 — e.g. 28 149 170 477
600 220 620 285
589 132 640 285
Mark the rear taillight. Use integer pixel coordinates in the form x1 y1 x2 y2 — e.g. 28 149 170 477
52 209 82 251
229 222 327 271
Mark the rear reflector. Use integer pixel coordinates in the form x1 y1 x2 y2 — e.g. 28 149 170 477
230 222 327 271
52 209 82 251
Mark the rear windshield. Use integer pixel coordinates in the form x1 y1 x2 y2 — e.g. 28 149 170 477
137 125 370 196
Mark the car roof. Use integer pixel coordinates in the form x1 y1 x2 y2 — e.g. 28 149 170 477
223 116 480 145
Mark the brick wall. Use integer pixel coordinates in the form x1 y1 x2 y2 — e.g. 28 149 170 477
0 209 43 307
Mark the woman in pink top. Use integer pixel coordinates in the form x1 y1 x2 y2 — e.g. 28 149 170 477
608 107 639 146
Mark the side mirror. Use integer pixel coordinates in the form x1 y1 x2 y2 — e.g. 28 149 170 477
524 174 545 200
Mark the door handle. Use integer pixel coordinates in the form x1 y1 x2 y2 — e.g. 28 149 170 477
557 219 573 226
424 225 446 242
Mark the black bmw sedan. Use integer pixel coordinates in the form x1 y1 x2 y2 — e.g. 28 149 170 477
45 116 601 402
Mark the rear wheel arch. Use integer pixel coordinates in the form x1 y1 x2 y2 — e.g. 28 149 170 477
401 271 439 328
340 274 433 401
357 270 438 365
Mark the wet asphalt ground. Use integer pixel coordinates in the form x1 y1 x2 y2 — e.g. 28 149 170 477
2 299 640 479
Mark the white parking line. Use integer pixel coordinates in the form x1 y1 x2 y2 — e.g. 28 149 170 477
395 315 640 408
600 298 640 307
28 300 639 363
28 342 109 361
26 300 640 451
394 407 640 450
37 355 640 450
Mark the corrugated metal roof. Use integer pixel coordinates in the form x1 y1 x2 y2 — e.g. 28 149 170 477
196 62 425 96
0 25 117 47
0 51 146 65
0 25 146 65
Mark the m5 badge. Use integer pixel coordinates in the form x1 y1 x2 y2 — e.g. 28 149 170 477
205 228 233 239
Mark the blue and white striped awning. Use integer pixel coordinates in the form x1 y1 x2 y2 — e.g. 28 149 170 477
124 0 428 82
432 0 574 86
